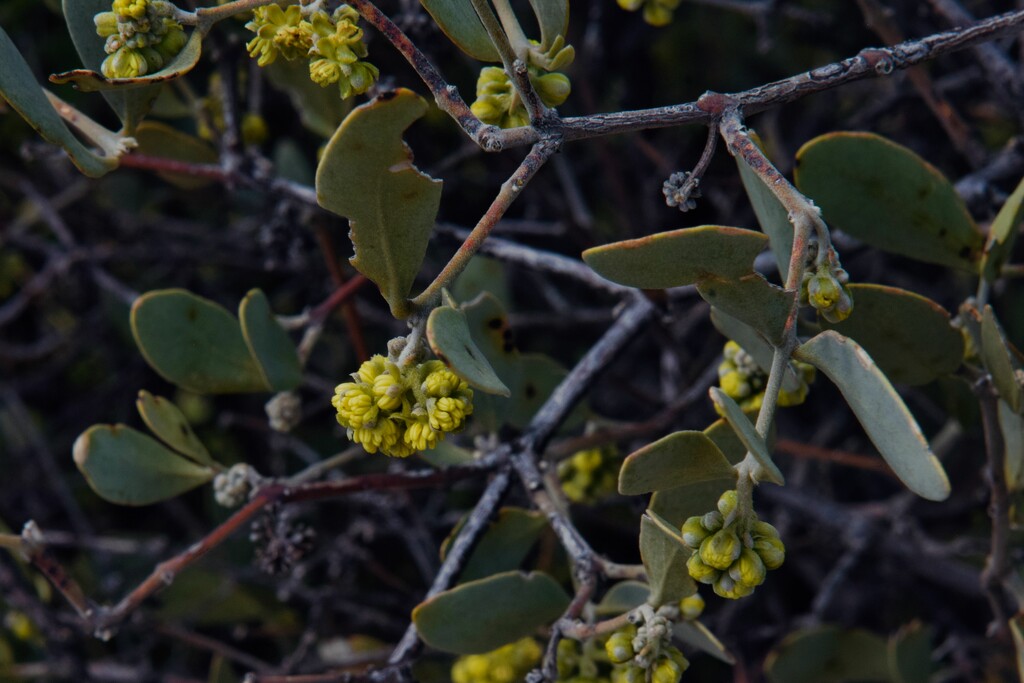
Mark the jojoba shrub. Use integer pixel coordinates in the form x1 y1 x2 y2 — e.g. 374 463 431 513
2 0 1024 681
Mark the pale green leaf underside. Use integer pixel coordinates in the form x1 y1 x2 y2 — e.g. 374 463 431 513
136 390 216 467
73 424 214 505
795 331 950 501
594 580 649 616
639 514 696 607
412 571 570 654
0 27 117 177
618 430 735 495
420 0 500 61
981 305 1023 413
427 305 510 396
315 89 443 316
583 226 768 290
820 284 963 386
697 273 792 347
795 132 983 272
736 131 793 279
528 0 569 50
709 387 785 485
131 289 269 394
239 289 303 392
673 620 735 664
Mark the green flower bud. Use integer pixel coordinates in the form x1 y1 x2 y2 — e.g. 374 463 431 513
611 666 645 683
101 46 148 78
681 516 709 549
667 645 690 672
241 112 269 146
808 271 841 310
140 46 164 71
717 489 739 518
686 552 719 584
605 630 635 664
752 520 780 540
729 548 767 587
713 572 754 599
753 535 785 570
699 528 742 570
678 593 705 620
701 510 723 532
155 23 187 60
532 71 570 108
821 285 854 323
720 370 750 399
556 638 578 679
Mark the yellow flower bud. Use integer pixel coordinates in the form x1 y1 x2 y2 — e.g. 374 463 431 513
241 112 269 146
333 383 379 428
752 520 780 539
532 72 570 108
681 516 709 549
101 46 148 78
679 593 705 620
717 489 739 518
720 370 750 399
686 552 719 584
652 656 684 683
423 368 463 397
155 21 187 60
729 548 767 587
643 2 674 26
404 420 440 451
94 11 119 38
605 630 635 664
713 572 754 599
753 535 785 570
699 528 742 570
701 510 723 532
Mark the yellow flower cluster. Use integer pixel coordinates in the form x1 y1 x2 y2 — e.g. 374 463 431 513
451 637 542 683
558 446 620 503
682 490 785 599
604 622 689 683
332 355 473 457
717 340 815 412
245 4 377 99
94 0 187 78
616 0 681 27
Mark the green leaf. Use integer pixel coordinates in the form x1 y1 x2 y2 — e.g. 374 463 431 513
887 622 933 683
427 304 510 396
618 431 735 495
673 620 735 665
135 390 216 467
639 513 696 607
765 625 891 683
131 289 269 394
49 29 205 92
315 89 443 316
452 257 510 310
133 121 218 190
1001 399 1024 492
820 284 963 386
442 508 547 583
61 0 159 131
736 131 793 279
981 305 1023 413
794 132 983 271
73 424 214 505
420 0 500 61
239 289 302 392
594 581 649 616
419 441 476 468
709 387 785 485
527 0 569 50
0 27 118 177
795 331 950 501
983 175 1024 282
460 292 521 430
264 59 351 138
697 273 792 347
412 571 570 654
582 226 768 290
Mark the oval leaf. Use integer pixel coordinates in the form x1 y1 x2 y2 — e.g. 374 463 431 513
981 305 1023 413
50 29 205 92
131 289 269 394
794 132 983 271
583 226 767 290
315 89 443 316
427 304 510 396
736 131 793 278
820 284 963 386
420 0 500 61
618 430 735 495
709 387 785 485
442 508 547 583
133 121 218 189
983 175 1024 282
697 273 792 347
61 0 159 131
412 571 570 654
888 622 933 683
673 620 735 664
136 390 216 467
595 581 649 616
0 27 117 177
794 331 951 501
73 424 214 505
639 513 696 607
239 289 302 392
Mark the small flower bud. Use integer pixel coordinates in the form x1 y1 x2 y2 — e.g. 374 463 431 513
652 656 684 683
751 520 780 539
678 593 705 620
699 528 742 570
605 630 635 664
717 489 739 518
701 510 723 532
681 516 709 549
532 72 570 108
94 11 119 38
753 535 786 570
686 552 719 584
729 548 767 587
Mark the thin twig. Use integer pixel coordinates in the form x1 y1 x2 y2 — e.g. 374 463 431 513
976 378 1012 639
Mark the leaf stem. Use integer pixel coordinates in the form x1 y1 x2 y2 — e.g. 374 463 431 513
409 137 561 311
